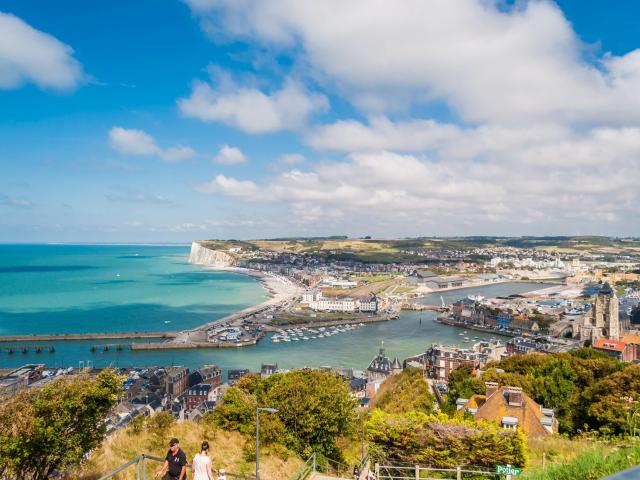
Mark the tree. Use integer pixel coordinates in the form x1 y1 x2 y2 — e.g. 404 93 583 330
215 370 357 459
583 365 640 435
373 367 434 414
0 369 122 480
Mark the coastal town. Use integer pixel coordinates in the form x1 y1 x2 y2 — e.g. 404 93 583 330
3 236 639 442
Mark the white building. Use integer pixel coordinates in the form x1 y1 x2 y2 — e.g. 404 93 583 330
358 295 378 313
312 297 357 312
302 289 322 304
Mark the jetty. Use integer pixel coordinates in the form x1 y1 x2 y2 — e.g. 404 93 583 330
0 332 178 343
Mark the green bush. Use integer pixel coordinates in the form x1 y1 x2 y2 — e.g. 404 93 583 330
366 409 527 469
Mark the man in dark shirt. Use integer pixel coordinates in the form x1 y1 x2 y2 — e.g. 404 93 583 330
155 438 187 480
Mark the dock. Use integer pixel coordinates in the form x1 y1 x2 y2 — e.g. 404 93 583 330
0 332 178 343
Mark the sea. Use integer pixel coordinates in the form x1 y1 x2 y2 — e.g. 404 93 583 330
0 244 549 375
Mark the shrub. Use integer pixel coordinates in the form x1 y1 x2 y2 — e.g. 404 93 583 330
366 409 527 469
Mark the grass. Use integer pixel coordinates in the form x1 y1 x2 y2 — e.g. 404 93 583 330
349 275 396 283
521 440 640 480
76 420 302 480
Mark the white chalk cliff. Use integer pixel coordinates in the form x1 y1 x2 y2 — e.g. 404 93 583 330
188 242 236 267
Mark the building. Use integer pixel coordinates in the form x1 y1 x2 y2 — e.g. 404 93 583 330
593 338 632 362
424 276 467 289
576 283 620 342
621 334 640 362
227 369 250 385
189 365 221 388
165 367 189 398
311 296 356 313
458 382 557 437
0 364 45 396
261 363 278 378
358 295 378 313
302 288 322 304
185 383 212 410
367 344 402 381
506 337 541 355
412 345 482 381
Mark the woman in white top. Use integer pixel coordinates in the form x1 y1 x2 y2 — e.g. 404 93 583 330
192 441 214 480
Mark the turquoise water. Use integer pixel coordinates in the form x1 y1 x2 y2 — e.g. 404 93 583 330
0 245 548 374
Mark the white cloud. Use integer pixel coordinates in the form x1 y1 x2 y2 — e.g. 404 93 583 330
278 153 305 165
213 145 247 165
0 12 84 90
196 127 640 234
178 79 328 133
269 153 305 171
108 127 196 163
186 0 640 126
196 174 264 201
0 193 32 208
106 186 176 205
162 146 197 163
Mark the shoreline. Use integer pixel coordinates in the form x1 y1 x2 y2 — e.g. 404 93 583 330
173 265 304 341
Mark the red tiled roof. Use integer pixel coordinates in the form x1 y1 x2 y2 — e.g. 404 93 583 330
593 338 627 352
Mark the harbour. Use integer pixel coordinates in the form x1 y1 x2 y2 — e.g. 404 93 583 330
0 244 551 372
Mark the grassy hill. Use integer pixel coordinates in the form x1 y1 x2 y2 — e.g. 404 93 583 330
196 236 640 264
77 417 302 480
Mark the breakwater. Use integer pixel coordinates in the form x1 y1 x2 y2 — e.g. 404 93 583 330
0 332 178 343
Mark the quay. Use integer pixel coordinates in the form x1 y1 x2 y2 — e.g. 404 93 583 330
433 316 515 338
0 332 178 343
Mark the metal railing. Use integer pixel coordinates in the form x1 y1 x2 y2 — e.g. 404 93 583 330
98 453 254 480
374 463 499 480
290 450 369 480
290 453 317 480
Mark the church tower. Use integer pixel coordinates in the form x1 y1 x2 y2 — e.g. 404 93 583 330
591 283 620 340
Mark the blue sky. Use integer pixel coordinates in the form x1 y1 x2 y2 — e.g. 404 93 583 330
1 0 639 242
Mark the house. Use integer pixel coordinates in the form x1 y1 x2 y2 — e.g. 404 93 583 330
228 369 250 385
593 338 632 362
185 383 212 410
358 295 378 313
261 363 278 378
367 344 402 381
410 345 483 381
458 382 557 437
510 319 540 333
349 377 367 399
189 365 221 388
506 337 547 355
0 364 45 395
165 367 189 398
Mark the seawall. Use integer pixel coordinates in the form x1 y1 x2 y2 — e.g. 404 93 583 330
188 241 236 267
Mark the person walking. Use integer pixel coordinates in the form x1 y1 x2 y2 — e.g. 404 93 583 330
353 464 360 479
216 468 226 480
192 441 214 480
155 438 188 480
